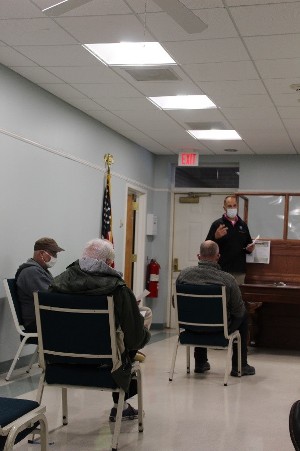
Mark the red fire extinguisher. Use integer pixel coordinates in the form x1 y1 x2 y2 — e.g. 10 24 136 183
146 259 160 298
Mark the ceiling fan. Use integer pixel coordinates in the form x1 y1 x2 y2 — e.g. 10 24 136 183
43 0 208 34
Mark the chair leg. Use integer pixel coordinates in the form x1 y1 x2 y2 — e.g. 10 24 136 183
169 338 179 381
111 390 125 451
186 346 190 374
39 413 49 451
62 388 68 425
136 366 143 432
5 339 27 381
224 337 235 386
237 335 242 377
36 373 45 404
26 346 38 374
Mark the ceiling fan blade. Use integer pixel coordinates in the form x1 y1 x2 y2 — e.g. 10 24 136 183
152 0 208 34
43 0 94 16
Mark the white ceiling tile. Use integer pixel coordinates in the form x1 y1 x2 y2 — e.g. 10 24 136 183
264 78 300 95
92 97 156 111
165 39 250 64
115 109 181 130
126 0 223 12
0 18 77 46
85 110 136 130
14 45 100 66
0 0 43 18
271 93 300 107
37 83 88 99
166 108 227 124
71 83 142 98
210 94 273 108
199 80 266 97
223 106 281 120
65 98 104 112
230 3 300 36
245 35 300 60
56 15 146 44
0 0 298 156
255 58 300 79
38 0 132 16
144 8 237 42
0 46 38 66
10 66 62 84
183 61 259 82
278 107 300 119
46 66 122 84
227 0 298 5
200 140 253 154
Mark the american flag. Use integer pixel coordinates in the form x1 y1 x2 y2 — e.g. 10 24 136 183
101 169 113 243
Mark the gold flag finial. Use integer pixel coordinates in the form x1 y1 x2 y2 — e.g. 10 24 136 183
104 153 114 170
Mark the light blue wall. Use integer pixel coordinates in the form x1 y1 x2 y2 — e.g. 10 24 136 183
0 64 155 363
2 60 300 363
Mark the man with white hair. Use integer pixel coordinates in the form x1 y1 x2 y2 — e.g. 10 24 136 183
50 238 150 422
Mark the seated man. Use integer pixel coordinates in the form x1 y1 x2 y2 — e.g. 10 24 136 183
50 238 151 421
15 237 65 332
176 240 255 377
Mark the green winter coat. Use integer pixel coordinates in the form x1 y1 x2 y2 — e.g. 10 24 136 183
49 260 150 391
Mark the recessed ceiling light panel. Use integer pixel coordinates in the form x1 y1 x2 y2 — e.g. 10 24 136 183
187 130 242 140
147 95 217 110
83 42 176 66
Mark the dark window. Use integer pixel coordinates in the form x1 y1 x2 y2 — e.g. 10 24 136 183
175 166 239 188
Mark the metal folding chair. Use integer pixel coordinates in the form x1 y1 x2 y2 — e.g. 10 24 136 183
169 283 241 386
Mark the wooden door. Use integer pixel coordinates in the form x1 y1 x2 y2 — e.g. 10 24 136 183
124 194 136 289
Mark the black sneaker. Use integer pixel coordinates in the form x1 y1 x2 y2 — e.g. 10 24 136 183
109 403 138 422
194 361 211 374
231 364 255 377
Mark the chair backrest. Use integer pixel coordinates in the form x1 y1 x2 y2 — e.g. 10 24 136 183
34 291 117 369
175 283 229 338
290 400 300 451
3 278 24 332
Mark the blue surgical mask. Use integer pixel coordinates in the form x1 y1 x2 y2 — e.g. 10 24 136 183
226 208 237 219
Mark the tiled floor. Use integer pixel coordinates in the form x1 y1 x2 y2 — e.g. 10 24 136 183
1 330 299 451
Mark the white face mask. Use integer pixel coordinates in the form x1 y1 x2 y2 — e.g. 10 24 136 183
226 208 237 218
44 255 57 268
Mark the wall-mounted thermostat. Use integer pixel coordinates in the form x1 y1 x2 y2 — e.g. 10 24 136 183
146 213 158 236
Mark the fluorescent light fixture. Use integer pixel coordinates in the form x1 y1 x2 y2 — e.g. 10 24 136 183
83 42 176 66
148 95 216 110
187 130 242 140
42 0 68 12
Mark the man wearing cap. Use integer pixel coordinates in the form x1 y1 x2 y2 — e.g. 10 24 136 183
15 237 64 332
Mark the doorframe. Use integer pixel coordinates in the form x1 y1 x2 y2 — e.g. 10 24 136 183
123 183 147 299
167 188 231 327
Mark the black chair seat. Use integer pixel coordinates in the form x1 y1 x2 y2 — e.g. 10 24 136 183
45 364 118 389
179 330 229 347
0 397 40 450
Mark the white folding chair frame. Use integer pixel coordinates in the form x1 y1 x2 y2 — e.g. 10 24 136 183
169 285 241 386
3 279 38 381
0 405 48 451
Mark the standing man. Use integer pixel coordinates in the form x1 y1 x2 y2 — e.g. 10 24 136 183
177 240 255 377
15 237 65 332
206 194 255 284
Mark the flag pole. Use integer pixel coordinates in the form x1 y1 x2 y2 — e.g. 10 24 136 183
101 154 114 245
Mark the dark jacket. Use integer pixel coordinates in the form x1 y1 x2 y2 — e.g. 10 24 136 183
206 215 252 273
50 259 150 391
15 259 53 328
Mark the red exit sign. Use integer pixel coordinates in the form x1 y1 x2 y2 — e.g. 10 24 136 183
178 152 199 166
